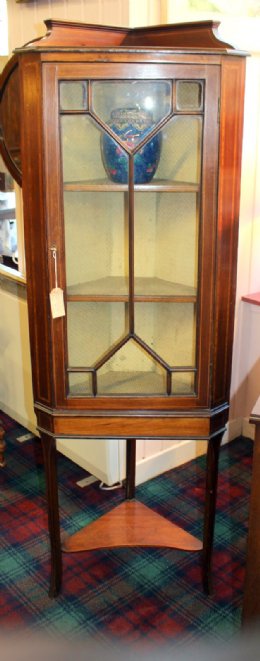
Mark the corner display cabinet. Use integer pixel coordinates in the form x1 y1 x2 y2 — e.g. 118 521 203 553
0 19 246 598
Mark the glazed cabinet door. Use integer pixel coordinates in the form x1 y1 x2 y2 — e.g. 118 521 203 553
42 62 219 410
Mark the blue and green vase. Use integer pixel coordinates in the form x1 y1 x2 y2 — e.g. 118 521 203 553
101 107 162 184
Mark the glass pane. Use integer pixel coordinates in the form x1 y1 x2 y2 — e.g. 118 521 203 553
171 372 195 395
64 192 128 293
92 81 172 148
155 116 202 184
97 339 166 395
61 115 111 183
135 303 196 367
134 193 199 294
176 81 203 111
68 372 92 396
101 132 129 184
59 81 88 110
67 302 127 367
133 132 162 184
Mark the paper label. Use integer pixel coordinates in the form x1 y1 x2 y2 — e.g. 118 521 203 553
50 287 65 319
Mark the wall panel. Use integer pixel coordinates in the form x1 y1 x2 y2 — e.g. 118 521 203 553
7 0 130 53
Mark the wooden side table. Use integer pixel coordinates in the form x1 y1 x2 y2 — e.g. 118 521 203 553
242 395 260 624
0 419 6 467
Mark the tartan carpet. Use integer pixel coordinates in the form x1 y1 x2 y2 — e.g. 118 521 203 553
0 411 252 653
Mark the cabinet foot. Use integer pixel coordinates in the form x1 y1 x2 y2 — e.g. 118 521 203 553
41 433 62 598
202 432 223 594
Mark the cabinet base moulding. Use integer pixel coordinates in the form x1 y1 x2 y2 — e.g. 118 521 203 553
53 416 209 438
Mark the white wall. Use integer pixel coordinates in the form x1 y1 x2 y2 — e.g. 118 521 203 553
0 283 36 432
229 54 260 437
6 0 129 53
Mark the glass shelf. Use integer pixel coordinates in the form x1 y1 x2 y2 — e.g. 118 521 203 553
66 276 197 302
63 179 200 193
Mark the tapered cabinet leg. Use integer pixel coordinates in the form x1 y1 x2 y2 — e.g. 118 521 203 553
202 432 223 594
126 438 136 500
41 432 62 598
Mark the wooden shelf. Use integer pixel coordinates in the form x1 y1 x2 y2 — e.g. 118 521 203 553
66 276 197 302
63 500 202 553
64 178 200 193
242 292 260 307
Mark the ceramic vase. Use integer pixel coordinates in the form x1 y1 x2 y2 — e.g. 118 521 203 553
101 107 161 184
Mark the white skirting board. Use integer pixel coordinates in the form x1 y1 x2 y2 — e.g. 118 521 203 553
56 437 125 486
0 402 38 437
56 416 250 487
58 437 206 486
242 417 256 441
135 438 206 486
136 416 254 486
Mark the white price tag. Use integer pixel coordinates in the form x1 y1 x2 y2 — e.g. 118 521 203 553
50 287 65 319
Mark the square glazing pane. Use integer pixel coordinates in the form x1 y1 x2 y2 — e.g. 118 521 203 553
61 115 115 183
155 116 202 184
176 81 203 111
135 302 196 368
67 302 127 367
91 80 172 145
134 192 199 293
64 191 128 291
171 372 195 395
68 372 92 396
59 81 88 110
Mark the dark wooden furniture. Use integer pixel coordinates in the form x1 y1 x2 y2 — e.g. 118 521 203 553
0 20 246 598
242 402 260 624
241 294 260 624
242 396 260 624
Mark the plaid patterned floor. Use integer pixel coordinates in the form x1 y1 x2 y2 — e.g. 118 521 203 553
0 411 252 653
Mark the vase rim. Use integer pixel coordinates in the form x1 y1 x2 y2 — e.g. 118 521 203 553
111 106 153 121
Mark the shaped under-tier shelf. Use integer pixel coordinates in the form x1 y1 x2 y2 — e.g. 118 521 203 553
62 500 202 553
